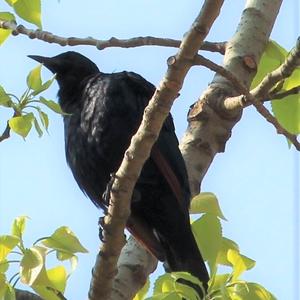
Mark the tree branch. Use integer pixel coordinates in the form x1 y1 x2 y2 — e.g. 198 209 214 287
88 1 225 299
269 85 300 100
180 0 283 196
0 20 226 54
221 37 300 150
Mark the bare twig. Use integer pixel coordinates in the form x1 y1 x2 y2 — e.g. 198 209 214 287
0 20 226 54
251 100 300 150
193 54 249 95
0 121 11 142
0 112 19 143
269 85 300 100
88 1 225 299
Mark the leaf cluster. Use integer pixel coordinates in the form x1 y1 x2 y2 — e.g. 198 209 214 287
134 193 276 300
0 64 65 139
0 216 88 300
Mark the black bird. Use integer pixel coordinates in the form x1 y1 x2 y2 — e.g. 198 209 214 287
28 51 209 290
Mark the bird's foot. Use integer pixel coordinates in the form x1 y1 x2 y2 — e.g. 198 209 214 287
102 172 116 207
98 216 106 242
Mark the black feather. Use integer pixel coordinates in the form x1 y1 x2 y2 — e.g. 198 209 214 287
28 51 209 291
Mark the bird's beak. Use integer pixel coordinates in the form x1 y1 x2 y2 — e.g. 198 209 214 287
28 55 57 73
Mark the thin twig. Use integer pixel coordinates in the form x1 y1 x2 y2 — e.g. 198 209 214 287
193 54 249 95
0 20 226 54
0 111 19 143
0 121 11 142
269 85 300 100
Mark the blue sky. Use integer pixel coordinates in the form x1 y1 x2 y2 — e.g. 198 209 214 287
0 0 299 299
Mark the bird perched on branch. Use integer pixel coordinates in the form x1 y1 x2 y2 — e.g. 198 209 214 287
28 51 209 291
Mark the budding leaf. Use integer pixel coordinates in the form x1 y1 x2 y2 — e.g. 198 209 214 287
26 64 42 91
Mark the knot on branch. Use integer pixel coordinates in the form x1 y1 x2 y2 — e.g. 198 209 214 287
243 54 257 71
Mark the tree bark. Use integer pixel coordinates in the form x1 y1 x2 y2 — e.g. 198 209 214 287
180 0 283 196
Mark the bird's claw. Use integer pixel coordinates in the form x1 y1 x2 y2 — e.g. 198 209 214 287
98 216 106 242
102 172 116 208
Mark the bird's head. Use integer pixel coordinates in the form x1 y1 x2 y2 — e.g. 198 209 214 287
28 51 100 110
28 51 100 87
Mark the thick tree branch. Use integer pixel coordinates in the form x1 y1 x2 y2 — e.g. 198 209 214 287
0 20 226 54
88 1 225 299
180 0 283 196
109 236 157 300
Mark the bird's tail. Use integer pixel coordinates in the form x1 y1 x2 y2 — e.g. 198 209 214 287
157 222 209 292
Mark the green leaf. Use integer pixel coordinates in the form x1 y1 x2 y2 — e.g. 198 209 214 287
56 251 73 261
210 273 230 291
0 85 12 107
32 286 61 300
0 12 15 45
271 67 300 138
13 0 42 28
20 246 45 285
227 282 276 300
227 250 255 281
3 283 16 300
192 214 222 275
171 272 203 290
172 272 205 300
26 64 42 91
4 0 18 6
216 237 240 267
272 95 300 136
0 273 6 298
283 69 300 90
0 235 19 260
56 252 78 273
0 259 9 273
0 281 16 300
264 40 287 61
39 97 65 115
153 274 175 295
42 226 88 254
46 266 67 293
34 118 43 137
39 111 49 130
251 41 287 89
11 216 28 239
190 192 227 220
9 113 34 138
32 75 56 96
133 278 150 300
145 293 182 300
174 282 199 300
